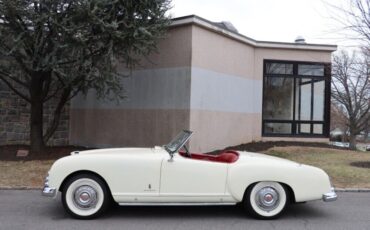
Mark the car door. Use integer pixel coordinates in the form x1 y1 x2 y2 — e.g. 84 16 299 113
108 151 163 203
159 153 228 202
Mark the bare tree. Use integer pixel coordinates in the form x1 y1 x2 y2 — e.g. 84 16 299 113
332 50 370 149
330 103 348 141
328 0 370 47
345 0 370 47
364 119 370 141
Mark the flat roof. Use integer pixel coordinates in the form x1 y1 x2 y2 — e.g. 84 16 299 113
171 15 337 52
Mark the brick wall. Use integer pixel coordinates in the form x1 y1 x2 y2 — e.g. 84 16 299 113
0 82 69 146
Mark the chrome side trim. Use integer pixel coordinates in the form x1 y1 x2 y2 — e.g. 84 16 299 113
119 202 236 206
322 187 337 202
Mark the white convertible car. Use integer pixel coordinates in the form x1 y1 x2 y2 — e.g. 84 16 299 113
42 130 337 219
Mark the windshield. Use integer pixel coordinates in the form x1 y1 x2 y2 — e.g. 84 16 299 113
164 130 193 154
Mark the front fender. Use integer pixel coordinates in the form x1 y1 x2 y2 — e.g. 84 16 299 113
46 155 115 195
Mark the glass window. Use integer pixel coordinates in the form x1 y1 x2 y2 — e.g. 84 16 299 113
313 124 323 134
263 60 329 137
263 78 294 120
297 123 311 134
266 63 293 75
313 80 325 121
298 79 312 120
264 123 292 134
298 64 324 76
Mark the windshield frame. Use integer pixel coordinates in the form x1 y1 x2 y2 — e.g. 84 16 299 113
164 130 193 155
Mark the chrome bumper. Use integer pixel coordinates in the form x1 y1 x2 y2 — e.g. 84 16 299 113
42 186 56 197
322 187 337 202
41 173 56 197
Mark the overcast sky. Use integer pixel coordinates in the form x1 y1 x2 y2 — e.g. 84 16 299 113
170 0 357 50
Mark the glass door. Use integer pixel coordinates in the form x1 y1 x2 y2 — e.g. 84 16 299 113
295 78 325 135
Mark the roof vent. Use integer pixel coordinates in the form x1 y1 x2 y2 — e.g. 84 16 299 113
295 36 306 44
215 21 238 33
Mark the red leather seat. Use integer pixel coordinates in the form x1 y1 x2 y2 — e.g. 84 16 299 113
179 150 239 163
213 151 239 163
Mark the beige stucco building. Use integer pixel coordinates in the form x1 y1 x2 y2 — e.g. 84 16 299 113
69 15 337 153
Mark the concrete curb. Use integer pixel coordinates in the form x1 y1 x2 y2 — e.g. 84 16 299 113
335 188 370 192
1 187 370 192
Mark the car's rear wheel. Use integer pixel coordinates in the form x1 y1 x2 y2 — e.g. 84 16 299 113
62 174 110 219
244 181 288 219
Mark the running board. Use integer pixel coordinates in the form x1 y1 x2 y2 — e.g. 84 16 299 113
119 202 236 206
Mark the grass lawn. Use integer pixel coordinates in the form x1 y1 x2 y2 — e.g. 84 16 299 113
263 146 370 189
0 160 53 188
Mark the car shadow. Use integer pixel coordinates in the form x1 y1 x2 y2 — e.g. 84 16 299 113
102 202 327 220
47 201 328 221
105 204 245 219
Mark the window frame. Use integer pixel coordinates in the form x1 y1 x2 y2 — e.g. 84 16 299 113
262 59 331 137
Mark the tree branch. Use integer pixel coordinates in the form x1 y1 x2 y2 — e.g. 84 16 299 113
0 75 30 102
43 87 71 142
0 69 29 88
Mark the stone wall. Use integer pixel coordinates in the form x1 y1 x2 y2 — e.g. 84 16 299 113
0 82 69 146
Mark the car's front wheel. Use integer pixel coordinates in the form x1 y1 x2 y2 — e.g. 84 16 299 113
62 173 110 219
244 181 288 219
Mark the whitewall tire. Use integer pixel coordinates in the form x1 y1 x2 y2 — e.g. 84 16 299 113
244 182 288 219
62 174 110 219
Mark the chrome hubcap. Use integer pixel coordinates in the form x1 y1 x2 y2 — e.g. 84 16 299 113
256 187 280 211
73 186 98 209
79 192 90 203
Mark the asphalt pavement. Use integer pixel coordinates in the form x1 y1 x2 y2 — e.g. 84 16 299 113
0 190 369 230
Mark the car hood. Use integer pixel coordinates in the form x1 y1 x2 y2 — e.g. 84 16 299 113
72 146 165 156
